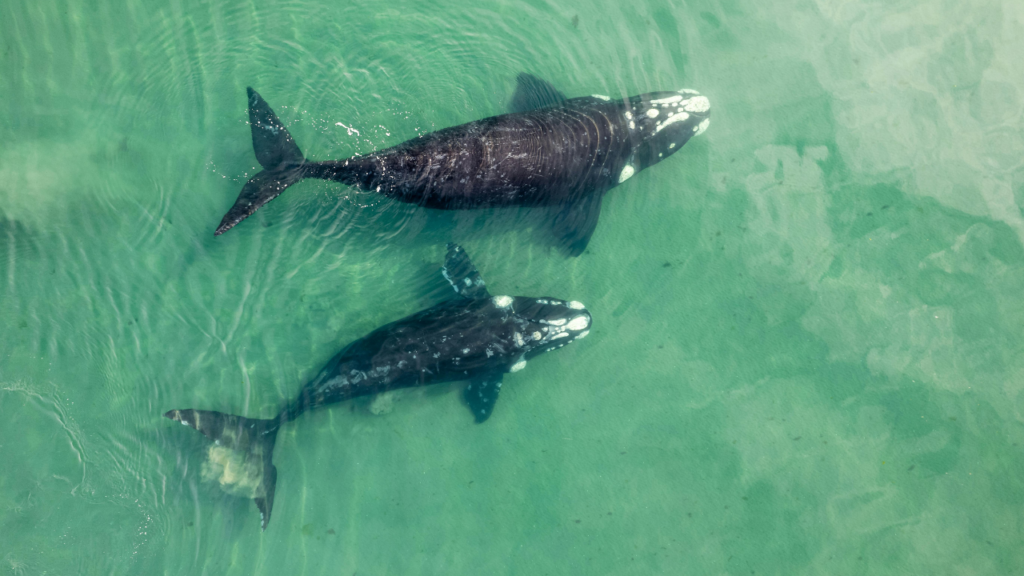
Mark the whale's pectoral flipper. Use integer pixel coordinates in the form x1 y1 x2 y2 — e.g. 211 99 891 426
164 409 281 530
214 88 308 236
465 372 504 423
441 242 490 299
509 73 567 113
552 192 604 256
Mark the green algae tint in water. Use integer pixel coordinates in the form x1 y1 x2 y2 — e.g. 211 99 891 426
2 0 1024 574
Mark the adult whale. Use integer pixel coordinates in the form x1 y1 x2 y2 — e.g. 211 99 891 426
215 74 711 255
165 243 592 530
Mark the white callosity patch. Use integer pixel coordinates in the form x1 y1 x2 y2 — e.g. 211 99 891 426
592 94 611 101
576 330 589 340
532 331 542 340
624 111 633 120
678 89 700 95
618 165 635 183
652 92 710 135
509 359 526 372
649 95 711 136
651 94 684 105
646 108 659 118
682 96 711 114
568 301 585 310
514 333 524 347
654 112 690 134
493 295 513 308
566 316 590 331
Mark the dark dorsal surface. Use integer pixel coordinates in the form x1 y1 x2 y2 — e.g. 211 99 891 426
216 76 711 254
280 242 592 420
285 298 514 417
307 95 634 210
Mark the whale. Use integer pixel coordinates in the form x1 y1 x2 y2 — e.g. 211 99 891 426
164 243 592 529
215 73 711 255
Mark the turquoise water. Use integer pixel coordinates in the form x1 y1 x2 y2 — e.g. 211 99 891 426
3 0 1024 573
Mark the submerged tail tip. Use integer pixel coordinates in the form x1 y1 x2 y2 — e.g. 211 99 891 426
215 167 305 236
214 196 257 237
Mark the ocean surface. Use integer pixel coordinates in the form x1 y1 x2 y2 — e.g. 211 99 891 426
2 0 1024 574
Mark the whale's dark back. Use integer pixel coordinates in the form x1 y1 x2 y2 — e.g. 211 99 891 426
310 97 633 209
217 81 709 252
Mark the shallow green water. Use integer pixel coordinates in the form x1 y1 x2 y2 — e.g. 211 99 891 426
3 0 1024 574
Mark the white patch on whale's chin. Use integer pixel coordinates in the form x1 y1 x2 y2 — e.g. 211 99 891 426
618 165 635 183
568 300 585 310
510 359 527 372
592 94 611 101
493 295 513 308
694 118 711 136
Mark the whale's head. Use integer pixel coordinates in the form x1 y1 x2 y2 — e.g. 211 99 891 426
491 296 592 359
624 89 710 172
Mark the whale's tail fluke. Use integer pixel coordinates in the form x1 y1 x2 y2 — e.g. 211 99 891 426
215 87 307 235
164 408 281 530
